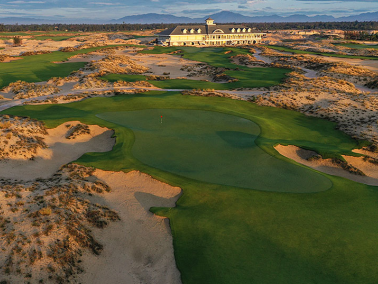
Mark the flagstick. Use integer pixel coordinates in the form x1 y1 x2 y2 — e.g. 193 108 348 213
161 115 163 124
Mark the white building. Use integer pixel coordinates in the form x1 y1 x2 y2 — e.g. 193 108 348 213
157 18 265 46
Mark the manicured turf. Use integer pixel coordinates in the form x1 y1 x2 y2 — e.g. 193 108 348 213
334 43 378 50
102 74 230 89
104 46 291 90
103 68 289 89
32 36 79 41
266 45 378 60
3 91 377 284
140 46 253 69
97 109 332 192
0 45 125 88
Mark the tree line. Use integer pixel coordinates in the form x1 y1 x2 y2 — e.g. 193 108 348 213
344 31 378 41
0 21 377 32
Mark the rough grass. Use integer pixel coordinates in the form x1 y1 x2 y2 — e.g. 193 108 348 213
3 91 378 284
266 45 378 60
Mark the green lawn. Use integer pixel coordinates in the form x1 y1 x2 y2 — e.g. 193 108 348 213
103 70 289 90
0 45 126 88
334 43 378 50
140 46 252 69
0 32 37 36
266 45 378 60
104 46 291 90
2 91 377 284
97 109 332 193
32 36 80 41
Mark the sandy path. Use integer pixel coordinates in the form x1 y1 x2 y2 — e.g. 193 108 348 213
0 121 114 180
275 145 378 186
78 170 182 284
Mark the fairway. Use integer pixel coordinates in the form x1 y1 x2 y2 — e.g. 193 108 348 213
102 66 289 89
334 43 378 50
265 45 378 60
0 45 126 88
139 46 291 88
97 109 332 192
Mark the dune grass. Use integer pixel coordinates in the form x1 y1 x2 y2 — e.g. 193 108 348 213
266 45 378 60
2 91 377 284
0 45 125 89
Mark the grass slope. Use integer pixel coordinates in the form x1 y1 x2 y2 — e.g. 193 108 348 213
103 68 289 89
32 36 79 41
97 109 332 193
266 45 378 60
3 92 378 284
0 45 123 88
334 43 378 50
105 46 290 89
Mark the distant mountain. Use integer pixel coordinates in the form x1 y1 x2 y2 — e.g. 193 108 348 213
112 13 195 24
0 10 377 25
112 11 378 24
338 11 378 22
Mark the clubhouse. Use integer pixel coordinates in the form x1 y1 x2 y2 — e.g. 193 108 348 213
157 18 266 46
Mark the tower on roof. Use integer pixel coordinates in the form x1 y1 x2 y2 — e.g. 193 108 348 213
205 17 215 26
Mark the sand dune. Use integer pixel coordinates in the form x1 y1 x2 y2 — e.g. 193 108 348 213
275 144 378 186
0 121 114 180
78 170 182 284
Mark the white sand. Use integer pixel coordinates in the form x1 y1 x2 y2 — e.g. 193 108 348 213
78 170 182 284
275 145 378 186
0 117 183 284
0 121 114 180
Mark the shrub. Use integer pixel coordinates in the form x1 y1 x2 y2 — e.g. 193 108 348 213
13 36 22 47
38 207 52 216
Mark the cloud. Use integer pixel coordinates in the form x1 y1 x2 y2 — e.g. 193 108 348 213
181 8 221 14
88 2 121 5
0 0 376 21
298 0 378 1
7 0 45 3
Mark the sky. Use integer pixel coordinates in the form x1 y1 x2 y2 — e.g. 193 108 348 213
0 0 377 20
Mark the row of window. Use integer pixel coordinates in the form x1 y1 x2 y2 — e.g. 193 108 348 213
183 28 202 34
182 27 253 34
206 34 260 39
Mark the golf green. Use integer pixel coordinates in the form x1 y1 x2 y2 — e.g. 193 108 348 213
97 109 332 193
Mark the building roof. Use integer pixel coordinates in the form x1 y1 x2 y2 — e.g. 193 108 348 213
157 25 263 36
206 17 214 21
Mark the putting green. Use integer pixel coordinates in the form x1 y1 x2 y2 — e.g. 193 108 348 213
97 109 332 193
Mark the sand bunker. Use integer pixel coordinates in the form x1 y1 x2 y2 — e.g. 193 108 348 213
275 145 378 186
132 52 212 81
78 170 182 284
0 121 114 180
